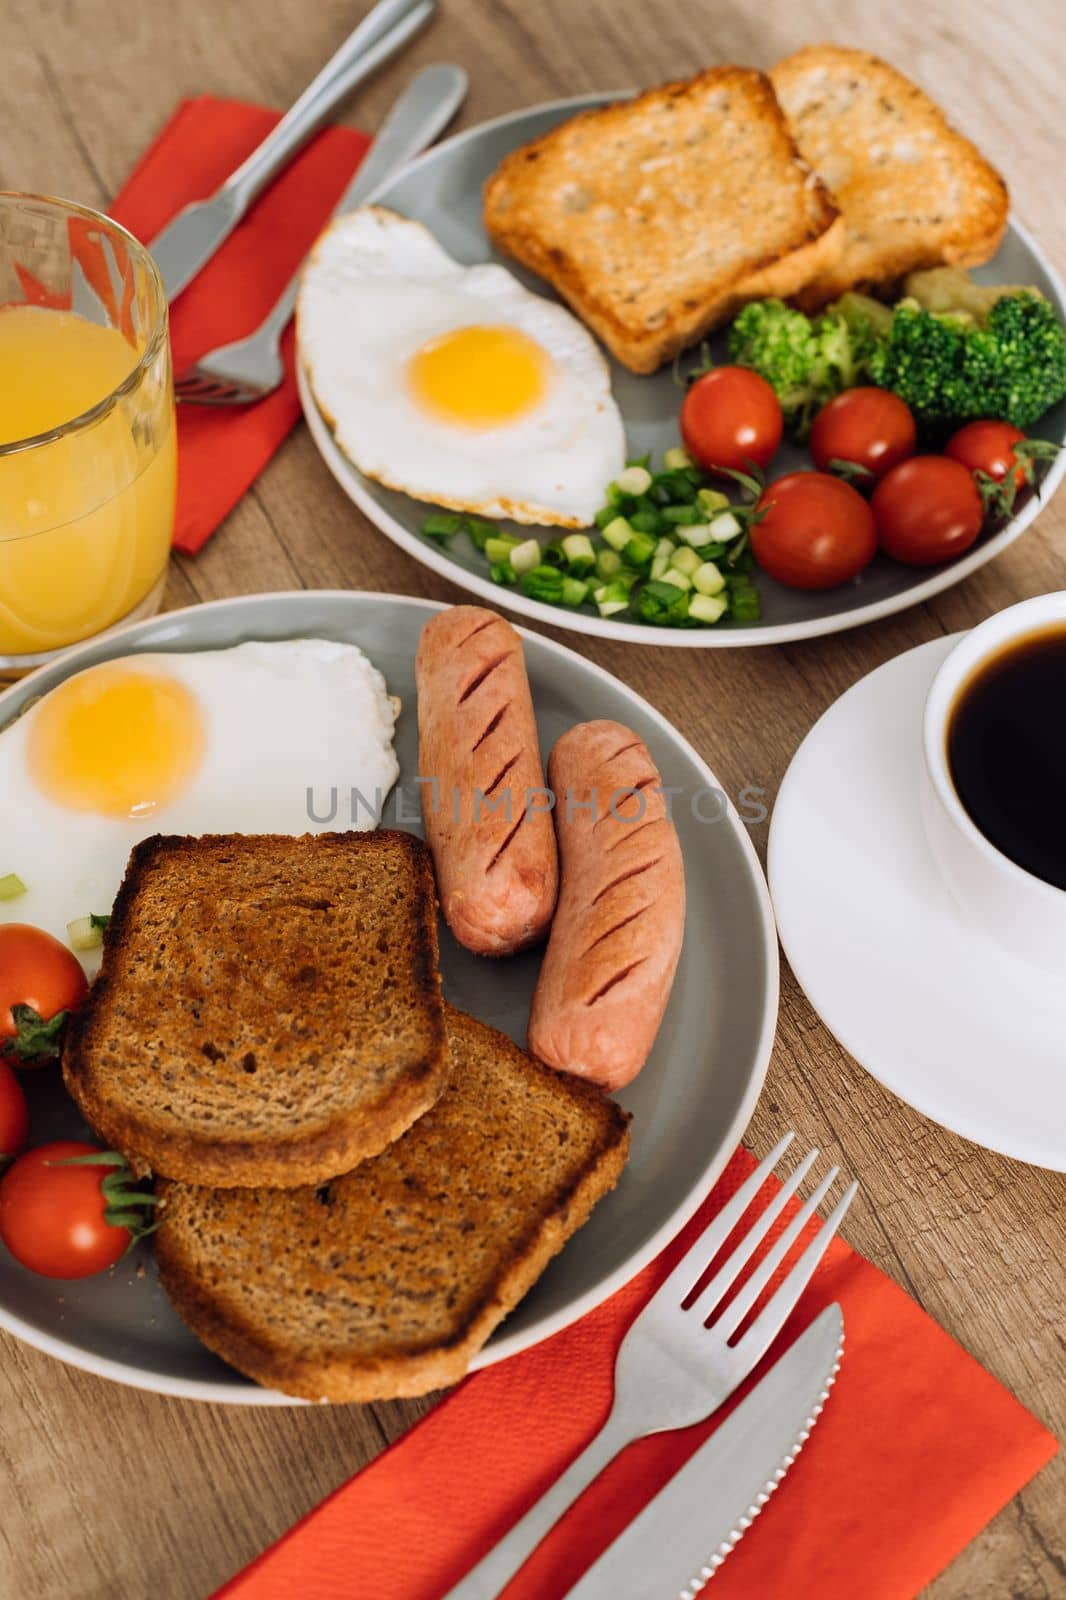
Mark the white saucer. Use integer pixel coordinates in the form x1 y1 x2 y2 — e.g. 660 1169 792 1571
768 634 1066 1171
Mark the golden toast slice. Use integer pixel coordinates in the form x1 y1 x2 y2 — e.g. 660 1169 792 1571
155 1005 631 1401
771 45 1008 308
63 832 447 1188
483 68 843 373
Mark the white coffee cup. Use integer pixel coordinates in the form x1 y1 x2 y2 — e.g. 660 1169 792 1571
921 591 1066 976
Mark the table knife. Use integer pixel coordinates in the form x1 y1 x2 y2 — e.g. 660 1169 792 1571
565 1303 844 1600
150 0 433 300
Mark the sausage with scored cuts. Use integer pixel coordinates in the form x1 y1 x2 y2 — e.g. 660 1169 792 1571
528 719 684 1089
416 606 558 956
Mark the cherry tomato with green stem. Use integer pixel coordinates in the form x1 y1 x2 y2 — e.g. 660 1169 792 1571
681 366 783 476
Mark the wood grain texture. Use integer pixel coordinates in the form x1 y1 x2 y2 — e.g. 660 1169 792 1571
1 1 1064 1596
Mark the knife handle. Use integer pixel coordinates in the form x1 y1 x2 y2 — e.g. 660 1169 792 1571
222 0 434 209
440 1414 631 1600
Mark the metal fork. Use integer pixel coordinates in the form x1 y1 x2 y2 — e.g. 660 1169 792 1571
442 1132 857 1600
174 61 466 407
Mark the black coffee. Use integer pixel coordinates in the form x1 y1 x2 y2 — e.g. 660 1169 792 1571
947 624 1066 891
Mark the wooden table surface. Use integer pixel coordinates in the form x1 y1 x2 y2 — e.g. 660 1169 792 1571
2 1 1064 1596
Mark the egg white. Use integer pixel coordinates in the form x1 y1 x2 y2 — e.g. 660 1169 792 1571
0 639 399 973
297 207 627 528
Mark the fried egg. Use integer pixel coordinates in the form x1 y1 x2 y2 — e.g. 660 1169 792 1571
0 640 399 972
297 207 626 528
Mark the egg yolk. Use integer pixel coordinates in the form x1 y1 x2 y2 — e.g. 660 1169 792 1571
407 325 551 426
28 663 205 818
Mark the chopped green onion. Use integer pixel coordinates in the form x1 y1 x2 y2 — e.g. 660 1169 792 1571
595 547 624 581
629 509 664 535
729 584 762 622
709 512 744 542
561 533 596 573
466 518 498 552
614 464 653 497
0 874 26 901
520 564 565 603
485 535 520 566
593 580 631 617
668 546 701 577
662 504 704 525
630 579 690 625
650 554 670 580
421 512 467 540
594 504 617 530
677 523 714 547
67 916 105 952
601 516 634 553
489 562 517 586
542 541 567 568
560 576 590 608
653 468 702 501
663 446 694 471
510 538 542 575
660 567 692 592
623 530 657 568
689 592 729 624
693 560 725 597
697 488 730 516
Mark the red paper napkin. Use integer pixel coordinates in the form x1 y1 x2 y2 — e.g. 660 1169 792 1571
215 1146 1057 1600
109 98 370 554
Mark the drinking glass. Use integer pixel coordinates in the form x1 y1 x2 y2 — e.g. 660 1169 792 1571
0 192 176 676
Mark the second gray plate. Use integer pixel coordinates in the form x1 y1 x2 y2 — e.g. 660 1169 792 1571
0 592 777 1402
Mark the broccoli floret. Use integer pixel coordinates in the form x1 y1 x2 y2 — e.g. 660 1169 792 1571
727 300 821 429
727 297 884 436
869 291 1066 429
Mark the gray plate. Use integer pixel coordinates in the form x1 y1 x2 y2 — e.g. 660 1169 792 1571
0 592 777 1402
298 93 1066 647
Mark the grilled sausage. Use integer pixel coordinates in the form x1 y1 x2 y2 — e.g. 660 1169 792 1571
415 606 558 955
528 720 684 1088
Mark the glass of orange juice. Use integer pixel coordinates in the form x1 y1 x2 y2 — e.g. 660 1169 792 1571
0 193 176 675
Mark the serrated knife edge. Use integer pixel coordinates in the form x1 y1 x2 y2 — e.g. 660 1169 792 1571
680 1325 845 1598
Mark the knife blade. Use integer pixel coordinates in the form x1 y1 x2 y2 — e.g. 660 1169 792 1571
565 1303 844 1600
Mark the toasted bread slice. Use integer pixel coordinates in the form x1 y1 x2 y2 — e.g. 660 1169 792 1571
483 68 843 374
155 1005 631 1401
771 46 1008 308
63 832 446 1188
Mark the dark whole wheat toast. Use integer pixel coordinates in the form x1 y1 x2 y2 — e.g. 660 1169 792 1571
63 832 446 1188
771 46 1009 308
482 67 843 373
154 1005 631 1401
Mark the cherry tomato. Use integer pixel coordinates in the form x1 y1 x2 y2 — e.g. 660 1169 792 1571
810 388 917 481
0 924 88 1066
681 366 783 475
0 1061 29 1163
752 471 877 590
945 421 1029 492
0 1142 135 1278
872 456 984 566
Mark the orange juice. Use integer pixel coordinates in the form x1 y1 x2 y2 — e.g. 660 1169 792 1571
0 305 176 659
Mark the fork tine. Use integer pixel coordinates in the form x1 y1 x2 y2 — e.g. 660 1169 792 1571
174 377 219 399
176 378 246 405
731 1179 858 1373
712 1164 839 1341
684 1148 820 1322
657 1133 796 1307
